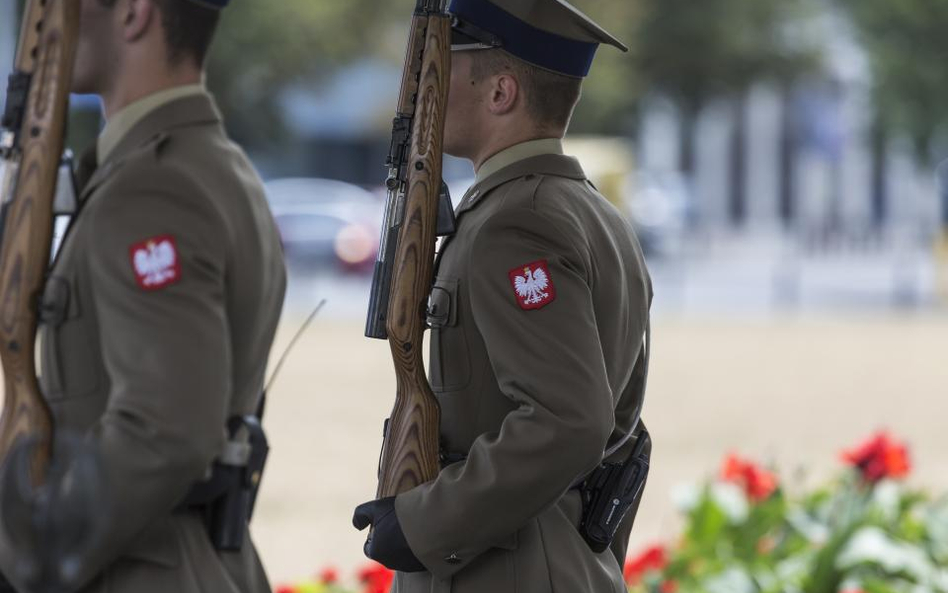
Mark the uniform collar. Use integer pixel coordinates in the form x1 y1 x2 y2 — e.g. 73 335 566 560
98 84 206 164
81 91 222 199
457 152 586 215
474 137 564 184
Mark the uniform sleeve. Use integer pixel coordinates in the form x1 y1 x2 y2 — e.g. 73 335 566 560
396 206 616 579
70 182 232 586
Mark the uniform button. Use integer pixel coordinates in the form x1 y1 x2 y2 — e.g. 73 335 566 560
444 553 462 565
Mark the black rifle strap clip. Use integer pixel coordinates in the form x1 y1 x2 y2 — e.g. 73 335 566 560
2 71 32 142
438 449 468 468
437 181 457 237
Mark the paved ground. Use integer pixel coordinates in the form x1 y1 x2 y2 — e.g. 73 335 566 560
253 313 948 586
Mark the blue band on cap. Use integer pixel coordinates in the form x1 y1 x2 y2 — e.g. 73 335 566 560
449 0 598 77
189 0 229 8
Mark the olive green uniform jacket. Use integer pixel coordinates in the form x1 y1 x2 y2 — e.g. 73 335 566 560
1 92 286 593
394 151 652 593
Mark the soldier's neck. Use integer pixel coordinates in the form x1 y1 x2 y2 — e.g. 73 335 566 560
471 126 564 172
100 64 203 120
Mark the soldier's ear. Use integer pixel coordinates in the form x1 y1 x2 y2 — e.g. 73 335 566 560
120 0 156 43
487 73 520 117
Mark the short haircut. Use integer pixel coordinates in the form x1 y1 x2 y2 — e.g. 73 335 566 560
468 49 583 133
98 0 220 66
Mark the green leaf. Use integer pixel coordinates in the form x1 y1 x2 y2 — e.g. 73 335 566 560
687 489 731 551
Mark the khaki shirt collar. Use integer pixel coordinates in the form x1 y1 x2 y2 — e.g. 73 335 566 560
97 83 205 164
474 138 564 185
81 91 222 199
457 151 586 215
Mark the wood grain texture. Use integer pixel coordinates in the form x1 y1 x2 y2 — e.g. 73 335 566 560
15 0 46 73
396 16 428 118
377 14 451 499
0 0 79 485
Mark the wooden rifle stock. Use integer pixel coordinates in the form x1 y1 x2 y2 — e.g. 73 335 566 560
374 3 451 499
0 0 79 485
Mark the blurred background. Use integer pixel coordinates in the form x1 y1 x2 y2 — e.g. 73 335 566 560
3 0 948 586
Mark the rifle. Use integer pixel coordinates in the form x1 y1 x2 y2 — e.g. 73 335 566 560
364 0 452 498
0 0 80 486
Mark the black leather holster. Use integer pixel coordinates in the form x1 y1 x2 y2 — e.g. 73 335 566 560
175 415 269 552
577 428 651 553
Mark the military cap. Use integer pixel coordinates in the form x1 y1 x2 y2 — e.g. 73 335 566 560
448 0 628 78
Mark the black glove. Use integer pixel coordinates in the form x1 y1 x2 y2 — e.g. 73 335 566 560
0 435 106 592
352 497 425 573
0 570 18 593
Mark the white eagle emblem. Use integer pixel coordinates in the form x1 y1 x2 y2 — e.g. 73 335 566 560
509 260 555 309
514 265 550 305
131 237 179 288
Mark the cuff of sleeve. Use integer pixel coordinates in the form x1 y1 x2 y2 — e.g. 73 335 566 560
0 541 25 593
395 486 473 581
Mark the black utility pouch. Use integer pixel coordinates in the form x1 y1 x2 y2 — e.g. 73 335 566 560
578 429 651 553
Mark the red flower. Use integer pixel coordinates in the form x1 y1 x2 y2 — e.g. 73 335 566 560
757 535 779 555
624 545 667 585
318 566 339 584
720 454 778 502
841 432 911 483
358 562 395 593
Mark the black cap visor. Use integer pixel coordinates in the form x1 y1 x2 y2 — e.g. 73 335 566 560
451 17 503 51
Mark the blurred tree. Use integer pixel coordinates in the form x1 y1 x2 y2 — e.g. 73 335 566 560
836 0 948 164
207 0 406 148
835 0 948 229
634 0 821 223
564 0 643 136
210 0 645 147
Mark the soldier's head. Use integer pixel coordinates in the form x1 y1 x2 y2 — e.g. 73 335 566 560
72 0 226 104
444 0 627 165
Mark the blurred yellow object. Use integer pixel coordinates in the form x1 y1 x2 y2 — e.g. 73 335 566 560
936 230 948 303
563 136 635 209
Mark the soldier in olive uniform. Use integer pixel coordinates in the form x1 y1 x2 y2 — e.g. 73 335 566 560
0 0 285 592
353 1 653 592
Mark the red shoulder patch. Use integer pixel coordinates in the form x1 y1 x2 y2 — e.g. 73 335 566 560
129 235 181 290
508 259 556 310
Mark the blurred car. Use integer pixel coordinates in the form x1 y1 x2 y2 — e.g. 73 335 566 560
264 177 381 272
265 177 379 211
